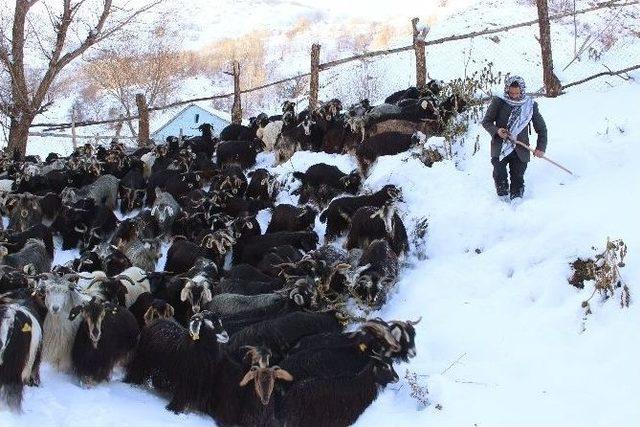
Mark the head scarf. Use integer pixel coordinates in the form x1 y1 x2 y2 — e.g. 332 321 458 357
498 75 534 161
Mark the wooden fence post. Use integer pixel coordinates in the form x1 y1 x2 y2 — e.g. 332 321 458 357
231 61 242 125
136 93 150 146
112 114 124 144
536 0 562 96
309 43 321 110
71 108 77 149
412 17 427 89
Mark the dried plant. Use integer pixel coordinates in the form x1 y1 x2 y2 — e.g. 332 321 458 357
435 62 504 161
410 217 429 261
579 238 630 321
405 369 430 409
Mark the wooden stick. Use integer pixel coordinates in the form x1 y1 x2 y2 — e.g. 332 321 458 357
507 136 574 175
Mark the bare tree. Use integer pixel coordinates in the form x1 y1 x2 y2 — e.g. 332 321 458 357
81 22 185 137
0 0 163 158
536 0 562 96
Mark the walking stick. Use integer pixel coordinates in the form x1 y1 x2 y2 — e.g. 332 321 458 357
506 135 574 176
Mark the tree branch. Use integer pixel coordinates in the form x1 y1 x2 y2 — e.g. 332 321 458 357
562 64 640 89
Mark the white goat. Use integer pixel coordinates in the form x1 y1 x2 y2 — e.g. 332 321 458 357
39 275 90 372
260 121 284 152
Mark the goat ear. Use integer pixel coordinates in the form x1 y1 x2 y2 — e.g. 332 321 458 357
390 325 403 342
68 305 83 320
201 287 213 303
239 369 256 387
22 264 36 275
5 197 18 212
180 286 191 302
164 304 175 318
274 368 293 382
293 293 305 306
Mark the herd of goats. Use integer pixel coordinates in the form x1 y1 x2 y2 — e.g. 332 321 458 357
0 80 467 426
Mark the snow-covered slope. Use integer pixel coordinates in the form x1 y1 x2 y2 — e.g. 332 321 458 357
2 0 640 425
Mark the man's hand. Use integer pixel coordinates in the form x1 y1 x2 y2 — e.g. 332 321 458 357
497 128 509 139
534 149 545 158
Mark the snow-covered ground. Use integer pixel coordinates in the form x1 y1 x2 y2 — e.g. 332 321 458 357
2 0 640 425
3 75 639 427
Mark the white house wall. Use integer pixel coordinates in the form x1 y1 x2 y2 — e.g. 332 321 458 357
152 105 229 143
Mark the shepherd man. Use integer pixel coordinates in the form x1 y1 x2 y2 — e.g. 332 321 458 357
482 75 547 202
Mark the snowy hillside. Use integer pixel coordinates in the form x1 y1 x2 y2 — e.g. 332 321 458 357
2 0 640 426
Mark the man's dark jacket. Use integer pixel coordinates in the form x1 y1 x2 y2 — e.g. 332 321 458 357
481 96 547 162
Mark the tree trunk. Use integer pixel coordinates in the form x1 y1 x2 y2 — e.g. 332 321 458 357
412 18 427 89
536 0 562 96
136 93 150 147
231 61 242 125
309 43 321 110
7 114 33 160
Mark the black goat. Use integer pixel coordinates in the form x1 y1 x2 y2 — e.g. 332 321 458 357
292 163 362 206
245 168 278 204
277 356 398 427
0 303 43 411
320 185 402 241
69 298 139 385
346 203 409 257
266 204 317 234
0 224 54 259
128 292 174 329
235 231 318 266
216 140 263 169
226 311 342 363
351 239 399 308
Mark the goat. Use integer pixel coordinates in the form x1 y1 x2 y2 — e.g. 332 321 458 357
36 274 89 372
164 238 227 275
150 188 181 236
235 231 318 266
212 164 248 196
5 193 43 232
0 303 43 411
118 163 146 214
83 267 150 308
320 185 402 241
259 120 283 152
0 238 51 274
266 204 317 234
128 292 174 328
346 203 409 257
216 140 263 170
292 164 362 206
277 355 398 427
73 243 132 276
246 168 278 204
117 238 161 273
356 131 422 175
273 116 320 165
219 123 258 142
61 174 119 210
68 298 139 386
350 239 399 308
126 311 228 413
0 224 54 259
226 311 342 363
208 351 292 426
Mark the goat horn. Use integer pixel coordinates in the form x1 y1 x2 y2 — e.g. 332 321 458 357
115 275 137 287
361 322 401 352
407 316 422 326
86 276 108 289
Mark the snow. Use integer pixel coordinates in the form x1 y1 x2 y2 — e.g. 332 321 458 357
2 0 640 425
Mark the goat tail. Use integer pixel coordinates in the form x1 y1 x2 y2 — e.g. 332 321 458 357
319 210 327 223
